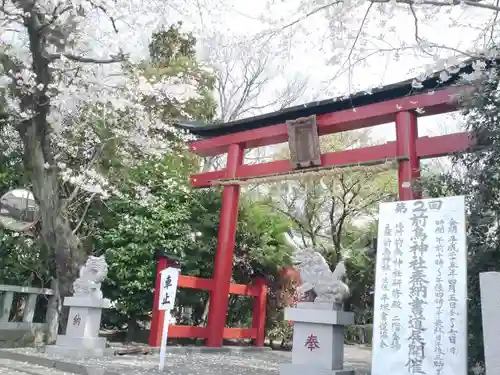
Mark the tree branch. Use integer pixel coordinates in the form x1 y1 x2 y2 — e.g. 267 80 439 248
282 0 344 30
63 139 111 208
36 4 72 33
48 52 126 64
488 0 500 44
264 200 310 237
408 2 423 47
72 193 96 234
90 1 119 33
0 0 23 18
371 0 500 11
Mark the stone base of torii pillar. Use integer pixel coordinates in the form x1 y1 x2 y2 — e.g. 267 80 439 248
280 302 355 375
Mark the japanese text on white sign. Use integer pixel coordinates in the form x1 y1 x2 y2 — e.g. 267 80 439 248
372 196 467 375
159 267 180 311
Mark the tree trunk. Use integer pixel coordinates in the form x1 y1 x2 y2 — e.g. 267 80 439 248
18 121 84 334
200 299 210 325
201 157 215 172
16 11 86 336
126 318 141 343
45 278 60 343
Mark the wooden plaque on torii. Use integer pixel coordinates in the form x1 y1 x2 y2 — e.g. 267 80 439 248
287 115 322 169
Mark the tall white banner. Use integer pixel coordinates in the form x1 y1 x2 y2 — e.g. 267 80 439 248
372 196 467 375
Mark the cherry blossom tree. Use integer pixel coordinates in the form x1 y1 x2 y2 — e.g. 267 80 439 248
255 0 500 94
0 0 200 334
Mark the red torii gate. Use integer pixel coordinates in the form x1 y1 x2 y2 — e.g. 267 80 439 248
149 63 474 348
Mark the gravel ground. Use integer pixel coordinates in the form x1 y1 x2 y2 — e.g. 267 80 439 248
0 346 372 375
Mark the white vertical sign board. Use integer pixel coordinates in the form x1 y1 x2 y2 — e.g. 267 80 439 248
158 267 180 371
372 196 467 375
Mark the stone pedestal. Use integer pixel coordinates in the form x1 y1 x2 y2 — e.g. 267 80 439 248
46 296 111 357
280 302 355 375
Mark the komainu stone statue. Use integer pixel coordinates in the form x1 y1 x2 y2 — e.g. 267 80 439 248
47 254 111 357
72 255 108 299
285 233 350 306
280 233 355 375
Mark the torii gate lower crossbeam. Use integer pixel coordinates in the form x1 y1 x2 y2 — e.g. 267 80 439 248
178 81 474 347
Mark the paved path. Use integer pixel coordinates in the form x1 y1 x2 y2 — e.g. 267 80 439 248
0 346 372 375
0 358 71 375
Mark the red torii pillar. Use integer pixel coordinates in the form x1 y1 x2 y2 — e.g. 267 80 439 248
206 143 244 347
395 111 421 201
